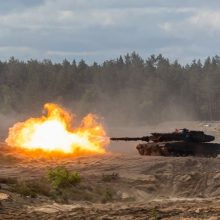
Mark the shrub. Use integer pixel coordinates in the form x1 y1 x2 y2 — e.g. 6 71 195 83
102 172 119 182
13 180 36 198
47 166 81 189
101 187 116 203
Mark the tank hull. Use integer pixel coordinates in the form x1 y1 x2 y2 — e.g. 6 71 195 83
136 141 220 157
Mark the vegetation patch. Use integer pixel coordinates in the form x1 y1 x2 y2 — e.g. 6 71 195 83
1 166 122 203
102 172 119 182
13 180 37 198
101 187 117 203
47 166 81 189
11 177 50 198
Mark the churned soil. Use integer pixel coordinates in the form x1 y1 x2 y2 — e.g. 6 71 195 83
0 144 220 219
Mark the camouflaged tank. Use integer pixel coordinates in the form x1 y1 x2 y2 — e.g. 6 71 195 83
111 129 220 157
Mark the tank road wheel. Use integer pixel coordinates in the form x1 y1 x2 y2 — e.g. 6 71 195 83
136 144 153 155
136 144 144 155
151 145 162 156
136 144 166 156
160 147 169 156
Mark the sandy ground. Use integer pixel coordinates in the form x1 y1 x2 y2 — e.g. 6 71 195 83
0 152 220 219
0 121 220 219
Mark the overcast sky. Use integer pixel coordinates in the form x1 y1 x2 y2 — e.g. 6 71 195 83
0 0 220 64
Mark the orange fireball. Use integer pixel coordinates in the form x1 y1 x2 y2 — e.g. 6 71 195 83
5 103 109 155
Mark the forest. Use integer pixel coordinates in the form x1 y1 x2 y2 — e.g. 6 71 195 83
0 53 220 126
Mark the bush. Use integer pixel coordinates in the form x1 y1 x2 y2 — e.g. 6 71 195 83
13 180 36 198
47 166 81 189
102 172 119 182
101 187 116 203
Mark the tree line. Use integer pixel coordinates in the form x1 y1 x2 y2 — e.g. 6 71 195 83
0 53 220 125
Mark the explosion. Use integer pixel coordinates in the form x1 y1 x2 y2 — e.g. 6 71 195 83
5 103 109 156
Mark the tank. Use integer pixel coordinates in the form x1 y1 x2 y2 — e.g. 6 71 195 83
110 129 220 157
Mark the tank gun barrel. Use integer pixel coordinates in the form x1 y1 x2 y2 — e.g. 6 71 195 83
110 136 150 142
110 129 215 143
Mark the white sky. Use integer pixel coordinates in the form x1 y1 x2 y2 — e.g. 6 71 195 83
0 0 220 64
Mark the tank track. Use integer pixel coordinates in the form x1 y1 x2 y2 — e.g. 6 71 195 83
136 141 220 157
